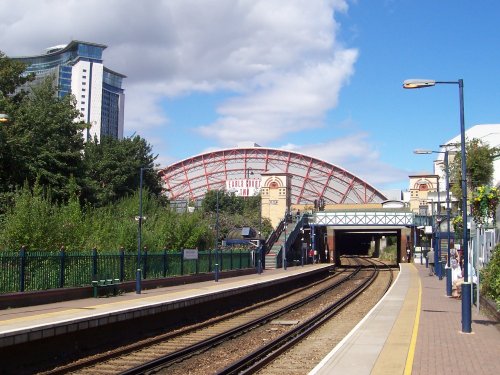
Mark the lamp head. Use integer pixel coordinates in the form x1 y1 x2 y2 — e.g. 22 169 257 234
414 149 433 155
0 113 9 123
403 79 436 89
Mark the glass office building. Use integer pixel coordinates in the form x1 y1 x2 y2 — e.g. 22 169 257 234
13 40 126 141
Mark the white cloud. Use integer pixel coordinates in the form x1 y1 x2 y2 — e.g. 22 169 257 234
1 0 351 131
281 133 410 189
198 49 357 145
0 0 410 189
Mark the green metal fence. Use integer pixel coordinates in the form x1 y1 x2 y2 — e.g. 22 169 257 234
0 248 255 294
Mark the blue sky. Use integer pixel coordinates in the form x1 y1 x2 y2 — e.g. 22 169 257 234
1 0 499 192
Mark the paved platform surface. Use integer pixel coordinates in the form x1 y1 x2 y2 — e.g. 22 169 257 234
0 264 331 348
412 263 499 375
311 263 500 375
1 262 498 374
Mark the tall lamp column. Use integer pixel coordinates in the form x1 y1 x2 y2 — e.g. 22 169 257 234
444 150 452 295
414 149 451 291
215 190 220 282
136 167 152 294
405 78 471 333
282 214 287 270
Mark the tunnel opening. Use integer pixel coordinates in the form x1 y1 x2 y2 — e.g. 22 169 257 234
334 229 400 265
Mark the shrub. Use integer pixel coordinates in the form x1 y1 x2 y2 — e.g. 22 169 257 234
480 243 500 310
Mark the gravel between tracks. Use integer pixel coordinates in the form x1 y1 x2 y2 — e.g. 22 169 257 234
257 265 396 374
157 262 396 375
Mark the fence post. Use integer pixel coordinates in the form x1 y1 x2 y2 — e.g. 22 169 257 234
220 250 224 271
19 246 26 292
59 246 65 288
119 247 125 281
163 247 168 277
180 250 184 275
143 246 148 279
208 249 212 273
92 247 98 278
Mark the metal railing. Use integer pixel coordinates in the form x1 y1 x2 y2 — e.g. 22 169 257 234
0 247 254 294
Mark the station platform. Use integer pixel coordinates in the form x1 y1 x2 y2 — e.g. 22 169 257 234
311 263 500 375
1 262 498 374
0 264 331 349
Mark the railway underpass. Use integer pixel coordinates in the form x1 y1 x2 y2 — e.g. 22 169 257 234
276 209 415 269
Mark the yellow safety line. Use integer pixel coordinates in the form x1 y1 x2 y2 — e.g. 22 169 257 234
404 266 422 375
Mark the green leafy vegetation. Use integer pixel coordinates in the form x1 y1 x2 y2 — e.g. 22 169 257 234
480 244 500 310
450 138 500 207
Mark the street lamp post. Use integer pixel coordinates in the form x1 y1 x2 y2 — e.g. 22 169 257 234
258 193 263 274
136 167 152 294
282 214 287 270
404 78 471 333
415 149 453 295
215 190 221 282
214 188 238 281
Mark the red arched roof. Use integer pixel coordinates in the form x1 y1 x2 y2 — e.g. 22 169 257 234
158 147 387 204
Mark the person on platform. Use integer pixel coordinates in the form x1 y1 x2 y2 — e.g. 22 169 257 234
451 253 462 297
427 248 435 276
406 247 411 263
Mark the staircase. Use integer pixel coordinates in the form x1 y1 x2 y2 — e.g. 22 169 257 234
265 231 285 269
264 215 308 269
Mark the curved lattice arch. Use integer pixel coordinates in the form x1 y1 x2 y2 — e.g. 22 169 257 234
158 146 387 205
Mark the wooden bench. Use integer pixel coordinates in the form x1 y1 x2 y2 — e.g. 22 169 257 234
92 277 121 298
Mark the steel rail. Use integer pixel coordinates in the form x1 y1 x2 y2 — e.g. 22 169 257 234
44 266 350 374
118 263 362 375
218 259 383 374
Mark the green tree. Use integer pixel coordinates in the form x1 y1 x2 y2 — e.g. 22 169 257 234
0 51 35 208
450 138 500 206
81 135 163 207
0 51 34 105
202 190 273 241
4 76 86 202
0 180 57 250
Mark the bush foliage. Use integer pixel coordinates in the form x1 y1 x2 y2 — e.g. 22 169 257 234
480 243 500 310
0 183 214 252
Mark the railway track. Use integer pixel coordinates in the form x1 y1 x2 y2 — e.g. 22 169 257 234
215 257 389 375
43 257 390 375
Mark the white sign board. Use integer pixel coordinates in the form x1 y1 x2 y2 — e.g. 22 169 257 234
226 179 261 197
424 225 433 234
183 249 199 260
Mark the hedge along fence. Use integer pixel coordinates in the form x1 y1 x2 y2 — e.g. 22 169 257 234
0 247 255 294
